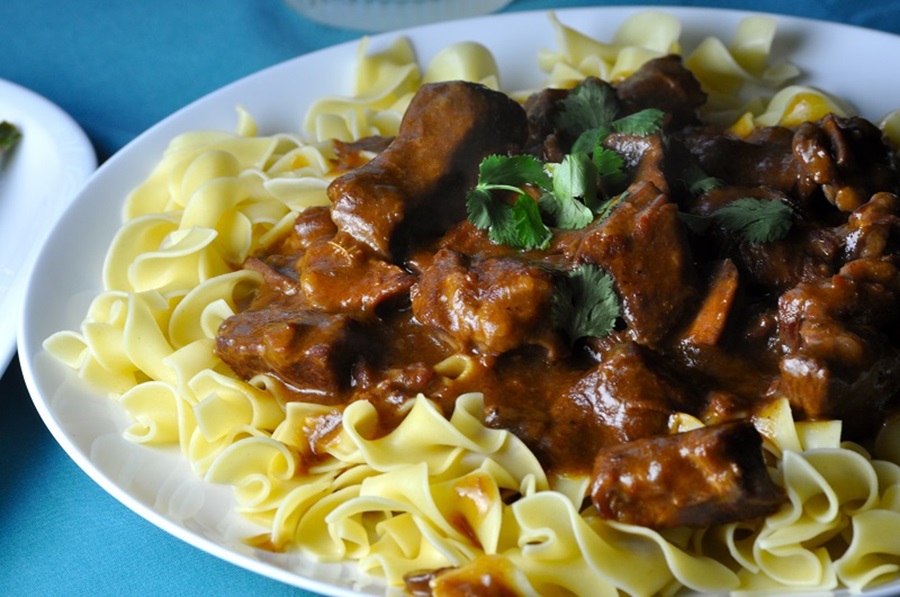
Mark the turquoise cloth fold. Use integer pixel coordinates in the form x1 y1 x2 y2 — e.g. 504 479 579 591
0 1 897 595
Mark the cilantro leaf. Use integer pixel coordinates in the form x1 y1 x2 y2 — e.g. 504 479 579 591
682 163 723 196
553 264 621 342
592 147 626 192
539 154 597 229
555 79 620 138
509 196 552 249
571 126 612 155
539 190 594 230
713 198 795 244
612 108 665 136
466 187 502 231
552 152 598 209
478 153 551 191
466 155 552 250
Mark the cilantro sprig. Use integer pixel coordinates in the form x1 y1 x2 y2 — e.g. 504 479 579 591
466 154 553 250
467 79 665 251
552 264 621 342
712 198 795 243
679 164 795 244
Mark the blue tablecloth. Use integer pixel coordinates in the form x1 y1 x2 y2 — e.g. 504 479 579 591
1 1 898 595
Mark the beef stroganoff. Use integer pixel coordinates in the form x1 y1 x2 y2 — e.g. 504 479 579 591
45 10 900 596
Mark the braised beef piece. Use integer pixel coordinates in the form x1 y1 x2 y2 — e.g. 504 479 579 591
684 126 802 195
216 309 362 401
543 340 696 473
602 132 668 194
685 114 899 213
615 55 706 129
773 256 900 437
410 248 566 357
681 258 740 346
591 421 785 529
793 114 900 212
328 81 527 259
331 135 394 175
298 232 416 317
522 86 569 162
574 181 698 347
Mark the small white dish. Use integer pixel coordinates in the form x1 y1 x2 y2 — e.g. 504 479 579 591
0 79 95 375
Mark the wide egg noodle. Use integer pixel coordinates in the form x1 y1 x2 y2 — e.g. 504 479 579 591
42 10 900 596
537 10 682 87
697 398 900 592
304 36 502 143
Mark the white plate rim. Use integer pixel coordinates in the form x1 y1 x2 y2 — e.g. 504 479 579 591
0 78 95 375
16 6 900 596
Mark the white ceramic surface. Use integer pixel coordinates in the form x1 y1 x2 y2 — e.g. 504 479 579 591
0 79 95 375
17 7 900 596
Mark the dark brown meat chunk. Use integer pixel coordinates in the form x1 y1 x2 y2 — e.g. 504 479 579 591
843 192 900 261
298 232 415 317
687 185 841 292
216 309 361 400
602 132 668 194
615 55 706 129
590 421 785 529
574 181 697 346
328 81 527 259
684 126 803 196
793 114 900 212
544 340 695 473
682 259 739 346
522 86 569 162
410 248 565 357
774 256 900 437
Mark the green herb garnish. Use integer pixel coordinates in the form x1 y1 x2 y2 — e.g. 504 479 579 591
466 154 553 250
539 153 597 229
679 197 795 243
467 79 666 251
552 263 621 342
682 162 723 196
0 121 21 155
712 197 795 244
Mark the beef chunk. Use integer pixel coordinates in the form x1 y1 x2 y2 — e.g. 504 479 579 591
793 114 900 212
543 340 694 473
602 132 668 194
298 232 416 317
216 309 361 400
684 126 802 196
682 259 739 346
574 181 697 346
843 192 900 261
522 86 570 162
410 248 565 357
590 421 785 529
774 256 900 436
328 81 527 259
615 55 706 129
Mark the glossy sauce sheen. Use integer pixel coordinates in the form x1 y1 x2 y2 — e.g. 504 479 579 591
216 61 900 537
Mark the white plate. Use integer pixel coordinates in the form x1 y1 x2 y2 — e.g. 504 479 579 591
0 79 95 374
17 7 900 596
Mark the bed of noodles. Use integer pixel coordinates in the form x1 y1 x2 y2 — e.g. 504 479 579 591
44 10 900 596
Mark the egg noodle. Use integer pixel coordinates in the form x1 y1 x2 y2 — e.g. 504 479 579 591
45 11 900 596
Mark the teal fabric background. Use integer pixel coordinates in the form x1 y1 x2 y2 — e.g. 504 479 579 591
1 1 898 595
